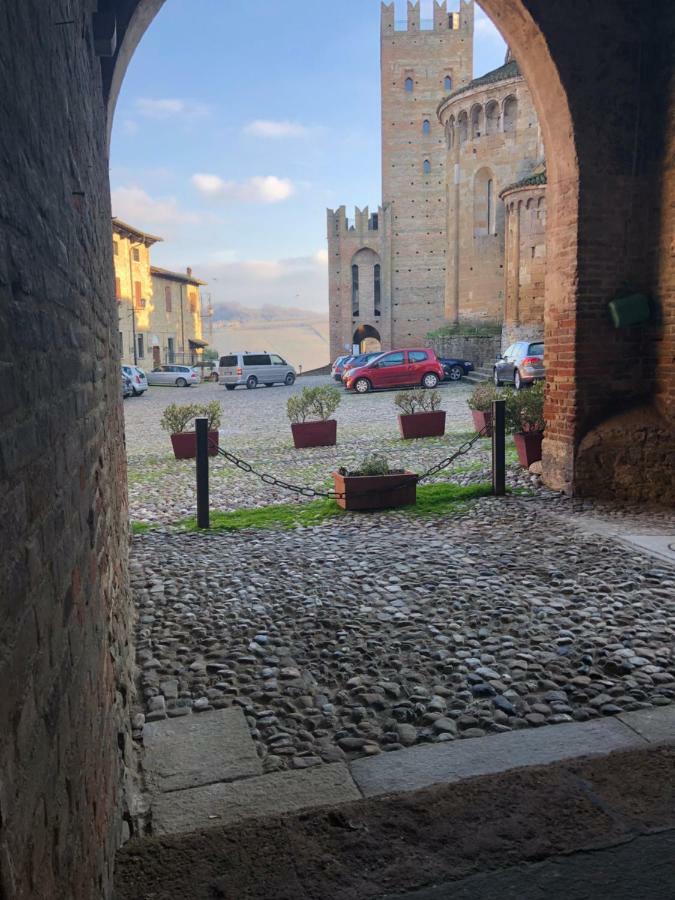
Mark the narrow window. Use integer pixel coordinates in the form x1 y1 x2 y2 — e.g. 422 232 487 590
134 281 142 308
423 159 431 175
422 119 430 135
119 332 123 355
444 75 452 91
113 241 119 256
132 247 140 262
164 285 172 313
167 337 175 363
137 334 144 359
374 264 381 316
351 265 359 316
487 179 494 233
404 77 413 93
115 276 121 299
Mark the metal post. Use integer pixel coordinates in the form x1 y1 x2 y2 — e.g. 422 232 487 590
195 417 210 529
492 399 506 496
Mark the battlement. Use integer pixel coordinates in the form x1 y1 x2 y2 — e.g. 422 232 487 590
327 205 384 237
381 0 473 33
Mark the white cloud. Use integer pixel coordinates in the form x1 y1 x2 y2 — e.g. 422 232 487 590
313 248 329 265
243 119 309 139
111 185 200 230
135 98 211 120
191 173 294 204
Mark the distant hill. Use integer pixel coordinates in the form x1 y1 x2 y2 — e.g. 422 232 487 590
210 315 330 372
212 302 324 325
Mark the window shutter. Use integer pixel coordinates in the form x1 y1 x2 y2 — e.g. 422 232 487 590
115 277 121 299
134 281 142 308
165 285 172 312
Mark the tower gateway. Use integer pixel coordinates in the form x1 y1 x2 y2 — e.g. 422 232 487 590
328 1 474 361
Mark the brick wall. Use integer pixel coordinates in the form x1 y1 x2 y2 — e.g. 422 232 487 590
0 3 134 897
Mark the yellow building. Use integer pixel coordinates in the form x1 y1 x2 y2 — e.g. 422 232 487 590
112 218 207 367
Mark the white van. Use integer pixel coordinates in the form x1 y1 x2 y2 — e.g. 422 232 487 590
219 352 296 390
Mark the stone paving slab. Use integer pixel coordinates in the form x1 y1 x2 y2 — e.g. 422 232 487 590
618 533 675 566
143 708 262 793
619 706 675 743
350 718 647 798
151 762 361 835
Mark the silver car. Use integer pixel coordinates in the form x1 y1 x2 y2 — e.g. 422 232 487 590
219 352 296 390
122 365 148 395
146 364 201 387
494 341 545 390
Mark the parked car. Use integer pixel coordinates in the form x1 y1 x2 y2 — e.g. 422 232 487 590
493 341 545 390
331 355 352 381
122 364 148 396
438 357 474 382
341 351 384 380
218 352 296 390
121 372 133 398
146 364 201 387
192 360 219 382
344 348 444 394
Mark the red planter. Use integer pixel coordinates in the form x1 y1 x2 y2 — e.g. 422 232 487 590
398 410 446 440
513 431 543 467
333 470 417 511
291 419 337 449
471 409 493 437
170 430 219 460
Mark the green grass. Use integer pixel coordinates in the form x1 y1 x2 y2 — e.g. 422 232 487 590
131 522 153 534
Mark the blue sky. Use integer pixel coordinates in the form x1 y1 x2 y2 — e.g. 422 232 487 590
110 0 506 314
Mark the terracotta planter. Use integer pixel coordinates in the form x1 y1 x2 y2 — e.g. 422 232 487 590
333 470 417 511
170 430 219 460
291 419 337 449
471 409 492 437
513 431 543 468
398 410 446 440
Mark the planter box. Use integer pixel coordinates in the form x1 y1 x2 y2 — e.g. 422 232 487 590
471 409 493 437
513 431 543 468
170 430 219 460
291 419 337 449
333 470 417 511
398 410 446 440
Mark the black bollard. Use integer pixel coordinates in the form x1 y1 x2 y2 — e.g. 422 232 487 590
195 416 210 529
492 399 506 496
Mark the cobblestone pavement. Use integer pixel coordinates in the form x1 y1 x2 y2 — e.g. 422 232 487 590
124 376 528 524
132 498 675 771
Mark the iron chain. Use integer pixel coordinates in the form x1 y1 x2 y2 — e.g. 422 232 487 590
209 424 490 501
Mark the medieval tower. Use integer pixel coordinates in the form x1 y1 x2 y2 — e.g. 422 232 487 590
328 1 474 361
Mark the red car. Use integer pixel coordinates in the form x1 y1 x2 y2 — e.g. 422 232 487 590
344 348 444 393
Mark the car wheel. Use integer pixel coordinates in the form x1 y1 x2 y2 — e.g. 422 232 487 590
514 370 522 390
422 372 439 389
447 365 463 382
209 373 219 383
246 375 258 390
354 377 371 394
225 385 236 391
285 372 296 386
176 377 187 387
493 369 503 387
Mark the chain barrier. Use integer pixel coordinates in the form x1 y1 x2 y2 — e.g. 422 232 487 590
208 422 490 501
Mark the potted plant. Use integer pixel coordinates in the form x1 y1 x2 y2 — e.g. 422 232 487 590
287 386 341 448
467 382 499 436
333 453 417 511
161 401 221 460
395 388 445 439
505 381 545 467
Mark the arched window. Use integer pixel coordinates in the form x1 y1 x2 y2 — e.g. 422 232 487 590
374 265 381 316
503 96 517 133
486 100 500 134
351 264 359 316
423 159 431 175
422 119 430 135
444 75 452 91
470 104 483 139
474 167 497 238
446 115 455 149
405 77 413 93
458 110 468 144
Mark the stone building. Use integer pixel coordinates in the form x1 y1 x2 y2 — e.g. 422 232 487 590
113 218 206 367
437 55 546 347
328 0 474 359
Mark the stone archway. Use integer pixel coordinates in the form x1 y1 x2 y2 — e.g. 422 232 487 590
352 324 381 354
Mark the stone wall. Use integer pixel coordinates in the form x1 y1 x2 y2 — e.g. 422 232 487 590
503 184 546 345
428 335 501 369
0 3 134 898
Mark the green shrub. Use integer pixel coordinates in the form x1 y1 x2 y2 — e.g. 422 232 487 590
287 386 341 424
355 453 391 476
505 381 545 433
160 401 222 433
394 388 441 415
200 400 222 430
467 382 499 412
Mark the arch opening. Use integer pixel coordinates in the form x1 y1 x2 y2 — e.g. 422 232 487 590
352 323 381 354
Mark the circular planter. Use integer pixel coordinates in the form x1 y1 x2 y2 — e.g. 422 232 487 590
291 419 337 449
513 431 543 468
398 410 446 439
170 430 219 460
470 409 493 437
